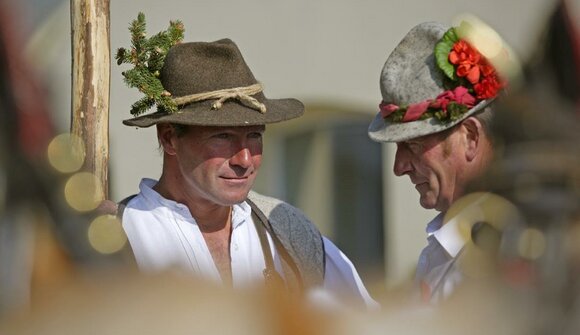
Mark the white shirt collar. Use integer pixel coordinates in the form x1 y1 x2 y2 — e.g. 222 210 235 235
431 193 493 258
424 212 465 258
426 212 444 235
432 216 465 258
138 178 252 229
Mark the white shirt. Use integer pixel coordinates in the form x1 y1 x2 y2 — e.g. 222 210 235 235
416 193 493 303
415 213 464 303
122 178 378 310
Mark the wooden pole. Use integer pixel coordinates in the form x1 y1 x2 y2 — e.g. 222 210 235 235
70 0 110 201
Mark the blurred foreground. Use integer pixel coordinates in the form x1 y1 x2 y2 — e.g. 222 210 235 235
0 0 579 334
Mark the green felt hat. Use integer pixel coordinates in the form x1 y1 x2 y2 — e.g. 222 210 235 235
123 39 304 127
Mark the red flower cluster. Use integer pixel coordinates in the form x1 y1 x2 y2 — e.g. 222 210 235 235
379 27 509 124
449 40 503 99
474 75 503 99
432 86 475 110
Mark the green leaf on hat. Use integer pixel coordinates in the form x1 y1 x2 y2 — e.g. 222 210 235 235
447 102 469 120
116 12 184 116
434 27 459 81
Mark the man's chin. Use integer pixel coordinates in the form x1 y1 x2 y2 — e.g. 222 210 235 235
421 199 450 212
419 195 437 210
217 190 251 206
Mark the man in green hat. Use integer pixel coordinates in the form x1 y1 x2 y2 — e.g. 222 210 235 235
117 35 377 309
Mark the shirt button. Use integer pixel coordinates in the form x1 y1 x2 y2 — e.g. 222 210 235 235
233 243 239 251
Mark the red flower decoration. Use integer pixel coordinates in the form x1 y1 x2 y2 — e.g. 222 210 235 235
449 40 482 84
474 75 503 99
433 86 476 110
379 86 477 122
379 102 399 118
403 101 431 122
449 39 504 99
379 26 508 124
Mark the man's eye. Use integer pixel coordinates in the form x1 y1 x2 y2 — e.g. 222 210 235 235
407 142 421 152
248 132 263 139
213 133 231 139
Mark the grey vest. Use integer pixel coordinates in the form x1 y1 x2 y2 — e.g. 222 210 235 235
247 191 325 291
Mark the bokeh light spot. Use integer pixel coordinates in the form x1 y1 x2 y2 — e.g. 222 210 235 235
64 172 102 212
444 192 520 242
453 13 522 84
517 228 546 260
47 133 85 173
88 215 127 254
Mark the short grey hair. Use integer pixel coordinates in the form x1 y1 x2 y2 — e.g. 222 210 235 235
473 103 496 138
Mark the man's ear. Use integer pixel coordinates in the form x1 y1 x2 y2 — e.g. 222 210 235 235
157 124 177 155
461 117 484 162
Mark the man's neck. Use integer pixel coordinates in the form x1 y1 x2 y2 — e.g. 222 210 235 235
153 176 232 232
201 207 233 285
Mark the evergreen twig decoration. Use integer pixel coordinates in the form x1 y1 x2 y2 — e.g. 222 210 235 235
115 12 184 116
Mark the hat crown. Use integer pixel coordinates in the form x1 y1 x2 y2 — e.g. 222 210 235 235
380 22 448 106
368 20 504 142
123 38 304 128
161 39 264 100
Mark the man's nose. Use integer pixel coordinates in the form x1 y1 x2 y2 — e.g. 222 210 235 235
230 147 252 168
393 143 412 176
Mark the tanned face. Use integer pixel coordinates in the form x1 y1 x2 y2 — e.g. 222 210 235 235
159 124 265 207
392 126 468 212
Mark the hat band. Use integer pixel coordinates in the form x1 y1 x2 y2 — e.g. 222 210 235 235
379 86 477 122
172 83 267 113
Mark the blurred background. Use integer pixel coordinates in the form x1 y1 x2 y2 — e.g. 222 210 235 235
1 0 576 315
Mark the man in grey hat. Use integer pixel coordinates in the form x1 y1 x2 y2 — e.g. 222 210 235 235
117 37 377 309
368 21 512 302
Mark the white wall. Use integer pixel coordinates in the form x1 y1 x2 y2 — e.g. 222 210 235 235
25 0 555 287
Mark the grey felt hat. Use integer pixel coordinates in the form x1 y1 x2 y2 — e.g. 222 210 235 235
123 39 304 127
368 22 495 143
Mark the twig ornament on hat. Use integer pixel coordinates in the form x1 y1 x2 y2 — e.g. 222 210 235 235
368 20 512 143
117 14 304 128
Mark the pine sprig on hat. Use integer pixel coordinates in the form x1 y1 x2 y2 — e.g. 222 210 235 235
115 12 184 116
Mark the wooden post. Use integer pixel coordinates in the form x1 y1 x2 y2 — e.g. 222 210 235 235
70 0 110 201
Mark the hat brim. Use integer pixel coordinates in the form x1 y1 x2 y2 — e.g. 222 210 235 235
123 98 304 128
368 98 493 142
